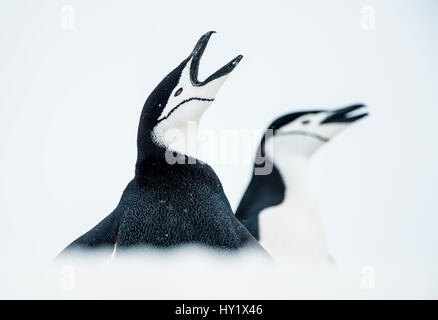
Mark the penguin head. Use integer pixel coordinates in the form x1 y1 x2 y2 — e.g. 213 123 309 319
264 104 368 159
138 31 242 153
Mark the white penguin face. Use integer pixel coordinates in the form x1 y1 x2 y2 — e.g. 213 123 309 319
152 31 242 151
269 104 368 158
156 60 232 126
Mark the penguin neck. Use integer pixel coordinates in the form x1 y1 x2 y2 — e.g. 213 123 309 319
153 119 201 160
135 119 200 176
273 154 316 210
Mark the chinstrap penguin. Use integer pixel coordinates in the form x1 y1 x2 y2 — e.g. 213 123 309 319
235 104 368 264
58 32 267 259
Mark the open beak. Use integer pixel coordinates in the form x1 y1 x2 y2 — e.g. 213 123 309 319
321 104 369 124
189 31 243 86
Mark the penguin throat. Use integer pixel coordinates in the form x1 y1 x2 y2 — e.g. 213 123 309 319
157 97 214 123
276 130 330 143
152 120 201 160
270 151 316 207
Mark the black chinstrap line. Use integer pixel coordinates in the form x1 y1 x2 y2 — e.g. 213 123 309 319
276 130 330 142
157 97 214 123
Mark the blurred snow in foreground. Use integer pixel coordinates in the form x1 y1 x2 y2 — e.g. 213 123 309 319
1 247 437 299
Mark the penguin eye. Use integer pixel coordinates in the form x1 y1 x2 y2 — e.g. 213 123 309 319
302 120 311 125
174 88 183 96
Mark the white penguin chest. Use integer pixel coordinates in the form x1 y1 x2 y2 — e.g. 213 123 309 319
258 195 328 264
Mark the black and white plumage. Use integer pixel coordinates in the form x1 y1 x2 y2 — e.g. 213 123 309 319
236 105 368 263
58 32 266 258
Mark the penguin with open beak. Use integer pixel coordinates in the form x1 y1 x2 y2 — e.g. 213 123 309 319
58 32 268 259
235 104 369 264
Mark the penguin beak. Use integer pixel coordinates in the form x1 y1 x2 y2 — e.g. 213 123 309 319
189 31 243 86
321 104 369 124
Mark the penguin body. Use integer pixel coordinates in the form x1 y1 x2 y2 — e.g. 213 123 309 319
65 159 252 252
236 105 368 263
117 159 251 249
60 32 265 257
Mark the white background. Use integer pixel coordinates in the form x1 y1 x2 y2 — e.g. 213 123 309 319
1 0 437 297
